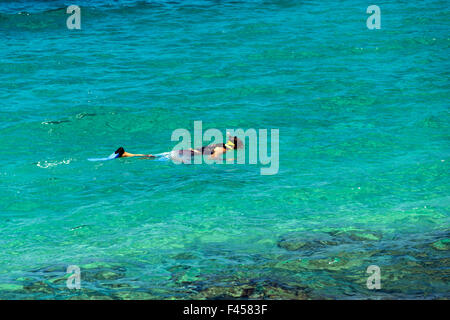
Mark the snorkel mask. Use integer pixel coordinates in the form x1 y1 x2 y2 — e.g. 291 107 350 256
225 140 235 150
225 132 236 150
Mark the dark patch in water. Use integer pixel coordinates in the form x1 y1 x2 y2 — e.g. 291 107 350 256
75 113 96 119
191 279 311 300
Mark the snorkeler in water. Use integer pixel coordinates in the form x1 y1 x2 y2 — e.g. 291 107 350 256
113 136 243 161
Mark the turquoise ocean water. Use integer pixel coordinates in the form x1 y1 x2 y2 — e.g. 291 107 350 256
0 0 449 299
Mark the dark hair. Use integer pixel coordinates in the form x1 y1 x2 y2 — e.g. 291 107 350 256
115 147 125 157
229 136 244 149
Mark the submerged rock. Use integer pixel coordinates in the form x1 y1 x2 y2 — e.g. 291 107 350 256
274 249 370 273
113 291 157 300
92 270 124 281
192 278 310 300
168 265 202 284
277 232 338 251
193 284 255 299
23 281 55 295
328 229 382 242
80 264 127 282
276 229 382 254
262 284 309 300
47 274 70 285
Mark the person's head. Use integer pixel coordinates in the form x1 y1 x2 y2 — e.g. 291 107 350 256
115 147 125 157
225 136 244 150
